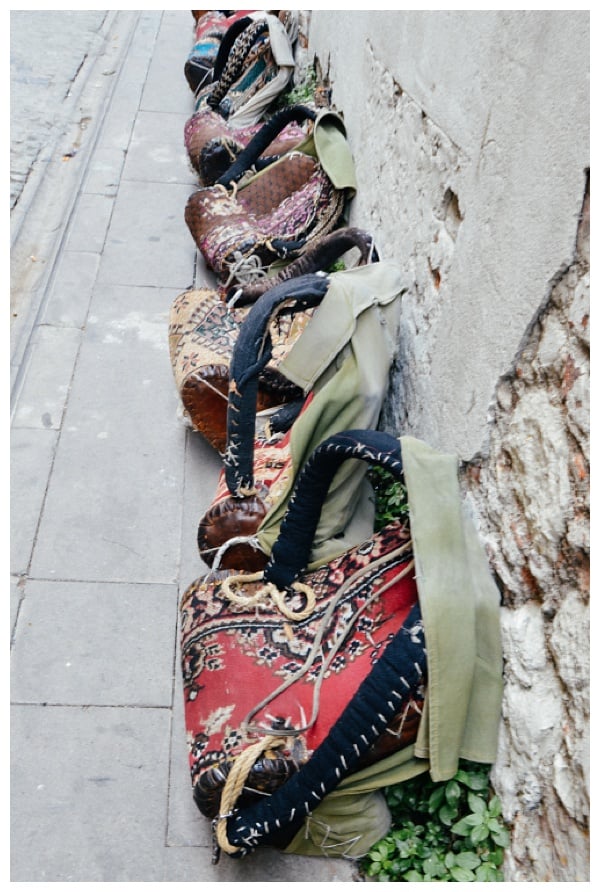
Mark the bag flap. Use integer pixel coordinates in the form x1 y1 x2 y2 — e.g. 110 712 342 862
278 261 406 392
294 108 357 195
248 11 296 67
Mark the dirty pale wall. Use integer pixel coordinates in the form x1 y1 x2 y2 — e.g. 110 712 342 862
307 10 590 882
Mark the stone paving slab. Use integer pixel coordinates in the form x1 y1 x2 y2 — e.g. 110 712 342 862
40 250 101 329
97 180 196 288
10 10 358 883
10 704 171 882
122 109 194 184
11 579 178 707
11 324 82 431
10 427 58 577
29 283 185 584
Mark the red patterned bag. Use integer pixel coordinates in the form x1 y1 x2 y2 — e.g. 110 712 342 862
180 430 427 858
168 228 378 452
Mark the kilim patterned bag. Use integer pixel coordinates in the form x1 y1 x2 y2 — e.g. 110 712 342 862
196 262 404 572
184 106 356 288
184 105 308 187
180 429 427 860
192 13 296 129
169 228 378 451
184 10 256 93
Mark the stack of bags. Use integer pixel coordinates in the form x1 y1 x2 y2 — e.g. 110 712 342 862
169 10 503 864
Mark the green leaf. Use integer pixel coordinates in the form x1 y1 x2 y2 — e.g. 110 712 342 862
486 847 506 866
403 870 424 882
439 803 458 826
423 854 446 878
463 771 491 791
453 769 473 786
428 786 446 812
476 862 500 881
455 851 482 870
468 791 488 814
452 813 482 835
491 826 511 848
470 823 490 845
450 866 476 881
487 795 502 816
445 780 461 804
451 817 472 836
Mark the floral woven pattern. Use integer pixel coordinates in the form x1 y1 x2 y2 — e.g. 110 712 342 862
184 108 308 184
180 518 422 819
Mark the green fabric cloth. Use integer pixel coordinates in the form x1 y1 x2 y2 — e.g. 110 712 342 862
284 436 503 858
281 108 357 196
256 262 407 566
240 108 357 197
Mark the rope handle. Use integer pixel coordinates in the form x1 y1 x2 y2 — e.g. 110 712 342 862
220 573 316 621
215 733 289 855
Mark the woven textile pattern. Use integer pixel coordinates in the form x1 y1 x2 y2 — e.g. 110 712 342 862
180 518 422 819
184 108 307 184
169 288 310 451
194 20 279 121
185 165 345 282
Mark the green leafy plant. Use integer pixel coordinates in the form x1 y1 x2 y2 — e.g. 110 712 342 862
276 64 319 108
361 762 509 882
363 459 508 881
368 463 410 530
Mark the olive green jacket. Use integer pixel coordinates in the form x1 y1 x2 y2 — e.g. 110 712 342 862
284 436 503 858
256 261 408 566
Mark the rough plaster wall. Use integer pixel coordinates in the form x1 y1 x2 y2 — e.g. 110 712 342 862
308 10 589 460
462 178 590 881
307 11 590 883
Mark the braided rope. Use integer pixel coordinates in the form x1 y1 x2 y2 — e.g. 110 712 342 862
221 573 316 621
215 733 289 855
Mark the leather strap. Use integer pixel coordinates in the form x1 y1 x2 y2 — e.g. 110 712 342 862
226 228 379 306
216 104 317 187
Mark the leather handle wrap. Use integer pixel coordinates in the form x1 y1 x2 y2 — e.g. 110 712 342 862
264 430 404 590
224 273 330 496
225 599 426 855
226 227 380 307
216 104 317 187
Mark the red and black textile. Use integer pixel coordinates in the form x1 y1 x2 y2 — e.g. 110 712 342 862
179 429 428 859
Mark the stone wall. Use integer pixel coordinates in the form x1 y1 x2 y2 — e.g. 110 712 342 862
307 10 590 882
